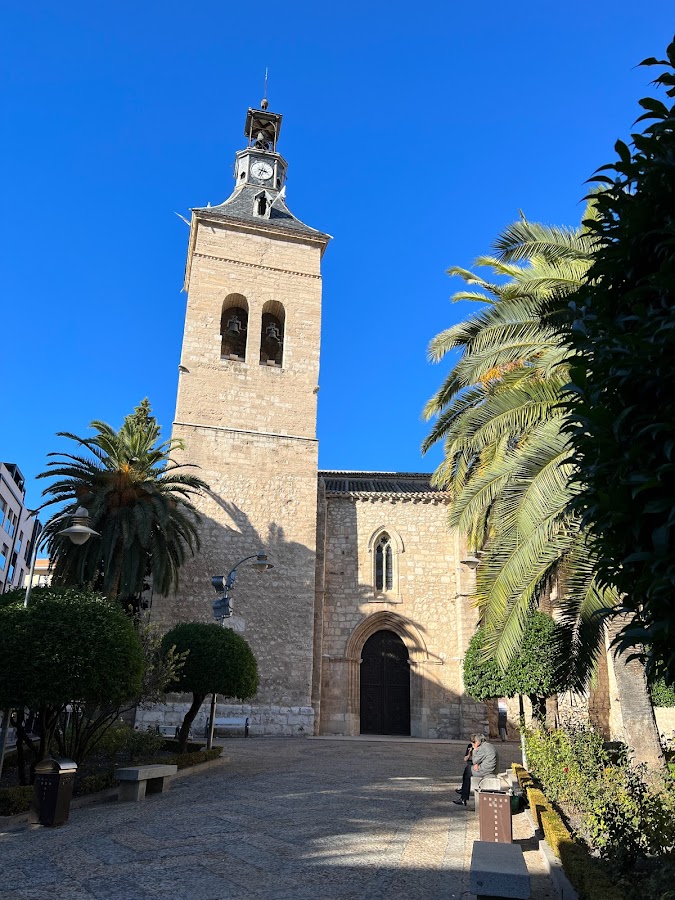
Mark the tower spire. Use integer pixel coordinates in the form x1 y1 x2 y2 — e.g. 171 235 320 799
261 67 269 110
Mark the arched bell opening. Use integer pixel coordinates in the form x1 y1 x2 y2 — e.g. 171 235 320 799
260 300 285 368
220 294 249 361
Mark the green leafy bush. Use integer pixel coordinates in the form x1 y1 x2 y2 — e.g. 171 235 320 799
525 724 675 869
168 747 222 769
463 613 568 713
89 721 164 760
161 739 206 754
650 677 675 708
75 771 117 796
522 770 623 900
0 786 33 816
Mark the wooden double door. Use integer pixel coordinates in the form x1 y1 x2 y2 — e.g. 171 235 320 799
360 630 411 735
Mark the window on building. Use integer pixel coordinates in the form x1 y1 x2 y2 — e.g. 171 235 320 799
7 563 15 583
6 510 16 538
375 533 394 592
260 301 285 367
16 530 23 553
0 497 6 522
220 295 249 361
0 544 8 570
18 568 24 586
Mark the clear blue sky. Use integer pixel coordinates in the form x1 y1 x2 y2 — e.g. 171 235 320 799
2 2 672 510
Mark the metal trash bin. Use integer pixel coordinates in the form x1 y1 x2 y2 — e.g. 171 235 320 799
31 757 77 826
478 790 513 843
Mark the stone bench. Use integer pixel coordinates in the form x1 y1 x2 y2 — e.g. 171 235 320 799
206 716 250 738
116 764 178 802
470 840 530 899
157 724 179 738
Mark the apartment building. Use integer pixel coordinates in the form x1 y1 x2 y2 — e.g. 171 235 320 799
0 463 40 593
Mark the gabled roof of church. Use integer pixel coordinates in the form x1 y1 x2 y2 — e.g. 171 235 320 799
319 471 448 499
193 186 331 241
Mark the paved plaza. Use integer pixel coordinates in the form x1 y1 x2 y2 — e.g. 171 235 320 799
1 737 555 899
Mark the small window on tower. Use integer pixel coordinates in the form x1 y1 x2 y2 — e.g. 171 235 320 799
220 295 249 361
255 192 268 217
260 301 285 368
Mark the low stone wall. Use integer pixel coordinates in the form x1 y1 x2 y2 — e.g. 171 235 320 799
136 697 314 737
655 707 675 744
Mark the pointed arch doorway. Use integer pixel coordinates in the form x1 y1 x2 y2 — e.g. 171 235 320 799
360 630 411 735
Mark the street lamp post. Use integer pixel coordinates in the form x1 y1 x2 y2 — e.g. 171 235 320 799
206 551 273 749
0 507 99 780
24 507 100 607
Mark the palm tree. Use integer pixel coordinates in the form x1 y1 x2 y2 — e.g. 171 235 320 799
38 399 208 608
423 214 663 766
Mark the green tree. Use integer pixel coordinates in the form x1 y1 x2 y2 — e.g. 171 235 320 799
162 623 258 751
37 399 208 609
562 40 675 683
464 612 567 719
422 211 611 680
0 588 144 780
423 213 664 767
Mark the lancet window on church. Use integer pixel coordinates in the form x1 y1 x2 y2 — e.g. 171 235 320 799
220 295 248 361
260 302 285 367
375 533 394 592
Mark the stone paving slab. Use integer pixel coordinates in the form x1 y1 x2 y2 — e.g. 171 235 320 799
0 737 554 899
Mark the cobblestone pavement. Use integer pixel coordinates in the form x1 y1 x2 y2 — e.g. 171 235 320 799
0 737 554 900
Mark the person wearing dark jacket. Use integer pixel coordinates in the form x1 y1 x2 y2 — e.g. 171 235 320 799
453 733 497 806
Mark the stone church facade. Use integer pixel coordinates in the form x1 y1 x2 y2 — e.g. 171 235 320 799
147 102 494 739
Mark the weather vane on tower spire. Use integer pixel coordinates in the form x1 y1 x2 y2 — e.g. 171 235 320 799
261 67 269 110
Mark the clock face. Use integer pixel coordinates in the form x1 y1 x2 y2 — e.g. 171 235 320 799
251 160 273 181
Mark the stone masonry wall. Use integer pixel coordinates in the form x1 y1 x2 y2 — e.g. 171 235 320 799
147 217 324 733
175 221 324 438
318 494 486 738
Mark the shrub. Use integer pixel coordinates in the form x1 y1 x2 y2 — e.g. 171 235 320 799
168 748 223 769
126 729 165 761
525 723 675 869
161 739 205 754
463 613 568 712
0 786 33 816
557 838 624 900
521 769 623 900
0 587 144 774
75 771 117 796
525 786 550 830
651 676 675 708
162 623 258 751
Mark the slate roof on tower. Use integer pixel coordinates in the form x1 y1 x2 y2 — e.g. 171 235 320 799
193 186 331 241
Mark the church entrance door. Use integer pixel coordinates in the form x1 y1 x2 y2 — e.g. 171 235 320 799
360 630 411 735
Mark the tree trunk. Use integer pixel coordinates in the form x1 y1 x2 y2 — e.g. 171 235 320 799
545 695 559 731
178 694 205 752
605 617 665 770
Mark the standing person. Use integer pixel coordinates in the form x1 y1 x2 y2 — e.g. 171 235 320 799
498 698 508 742
453 733 497 806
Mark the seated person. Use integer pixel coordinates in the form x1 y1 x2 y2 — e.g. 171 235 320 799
454 733 497 806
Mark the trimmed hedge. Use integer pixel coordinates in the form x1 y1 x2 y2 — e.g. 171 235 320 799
75 771 117 796
520 768 623 900
0 747 223 817
0 786 33 816
168 748 222 769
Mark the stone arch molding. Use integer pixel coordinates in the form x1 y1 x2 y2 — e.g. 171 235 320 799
366 526 404 554
345 611 430 665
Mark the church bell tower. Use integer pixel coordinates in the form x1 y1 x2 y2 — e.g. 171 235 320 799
159 101 330 735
